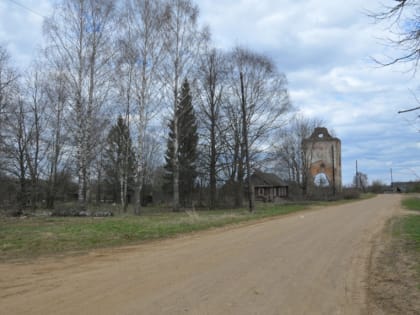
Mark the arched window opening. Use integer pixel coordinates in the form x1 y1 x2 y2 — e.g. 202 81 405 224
314 173 329 187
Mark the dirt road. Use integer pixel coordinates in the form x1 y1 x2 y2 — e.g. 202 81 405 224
0 195 401 315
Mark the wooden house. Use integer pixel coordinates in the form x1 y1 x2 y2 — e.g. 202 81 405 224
250 170 288 202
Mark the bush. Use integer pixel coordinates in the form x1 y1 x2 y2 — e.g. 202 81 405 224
342 188 361 200
370 180 386 194
408 183 420 193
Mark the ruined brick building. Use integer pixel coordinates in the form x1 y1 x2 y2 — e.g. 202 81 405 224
302 127 342 194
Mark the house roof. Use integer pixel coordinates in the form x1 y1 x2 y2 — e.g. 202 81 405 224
250 170 287 187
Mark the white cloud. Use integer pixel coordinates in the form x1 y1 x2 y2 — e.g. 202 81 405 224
197 0 420 184
0 0 418 185
0 0 52 67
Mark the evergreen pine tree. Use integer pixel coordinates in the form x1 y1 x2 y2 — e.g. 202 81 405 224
164 78 198 207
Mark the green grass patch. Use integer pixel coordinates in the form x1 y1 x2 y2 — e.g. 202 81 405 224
392 202 420 290
0 203 307 262
0 195 372 262
400 215 420 250
398 215 420 290
402 196 420 211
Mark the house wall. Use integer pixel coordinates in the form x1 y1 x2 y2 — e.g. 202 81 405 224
254 186 288 202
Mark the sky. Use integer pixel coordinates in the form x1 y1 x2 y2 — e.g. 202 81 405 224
0 0 419 185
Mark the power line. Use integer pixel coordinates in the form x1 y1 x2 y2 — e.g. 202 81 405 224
6 0 47 18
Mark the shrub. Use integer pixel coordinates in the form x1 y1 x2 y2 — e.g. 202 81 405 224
342 188 361 200
370 180 386 194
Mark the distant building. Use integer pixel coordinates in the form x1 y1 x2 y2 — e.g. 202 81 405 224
249 170 288 202
392 181 420 193
302 127 342 194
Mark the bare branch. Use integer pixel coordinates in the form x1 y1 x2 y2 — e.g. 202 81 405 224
398 106 420 113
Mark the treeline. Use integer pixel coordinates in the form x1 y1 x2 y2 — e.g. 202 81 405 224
0 0 303 214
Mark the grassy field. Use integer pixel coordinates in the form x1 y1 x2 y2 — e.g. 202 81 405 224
402 196 420 212
400 216 420 250
398 196 420 289
398 195 420 251
0 203 308 262
0 194 376 262
400 195 420 252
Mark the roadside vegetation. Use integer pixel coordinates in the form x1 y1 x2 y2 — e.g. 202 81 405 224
391 212 420 292
397 215 420 250
0 194 372 262
402 196 420 212
400 195 420 254
400 197 420 286
368 196 420 313
0 203 308 262
393 196 420 288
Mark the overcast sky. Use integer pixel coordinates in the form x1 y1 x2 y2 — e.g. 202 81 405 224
1 0 419 185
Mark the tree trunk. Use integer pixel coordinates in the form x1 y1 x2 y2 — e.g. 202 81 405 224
173 108 180 211
209 119 217 209
240 72 254 212
235 155 244 208
134 179 143 215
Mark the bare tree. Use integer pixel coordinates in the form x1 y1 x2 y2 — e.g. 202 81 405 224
218 97 242 206
0 47 18 111
43 0 117 209
116 0 166 214
0 48 26 211
371 0 420 68
0 46 19 155
44 67 69 209
3 96 29 212
3 63 54 211
23 66 48 209
161 0 207 211
196 47 226 209
275 115 324 196
224 47 291 211
1 49 51 211
371 0 420 113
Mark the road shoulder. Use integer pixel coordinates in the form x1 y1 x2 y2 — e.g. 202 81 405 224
367 212 420 314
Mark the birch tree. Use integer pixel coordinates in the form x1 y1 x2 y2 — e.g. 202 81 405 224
161 0 206 211
43 0 117 208
117 0 166 214
164 78 198 207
